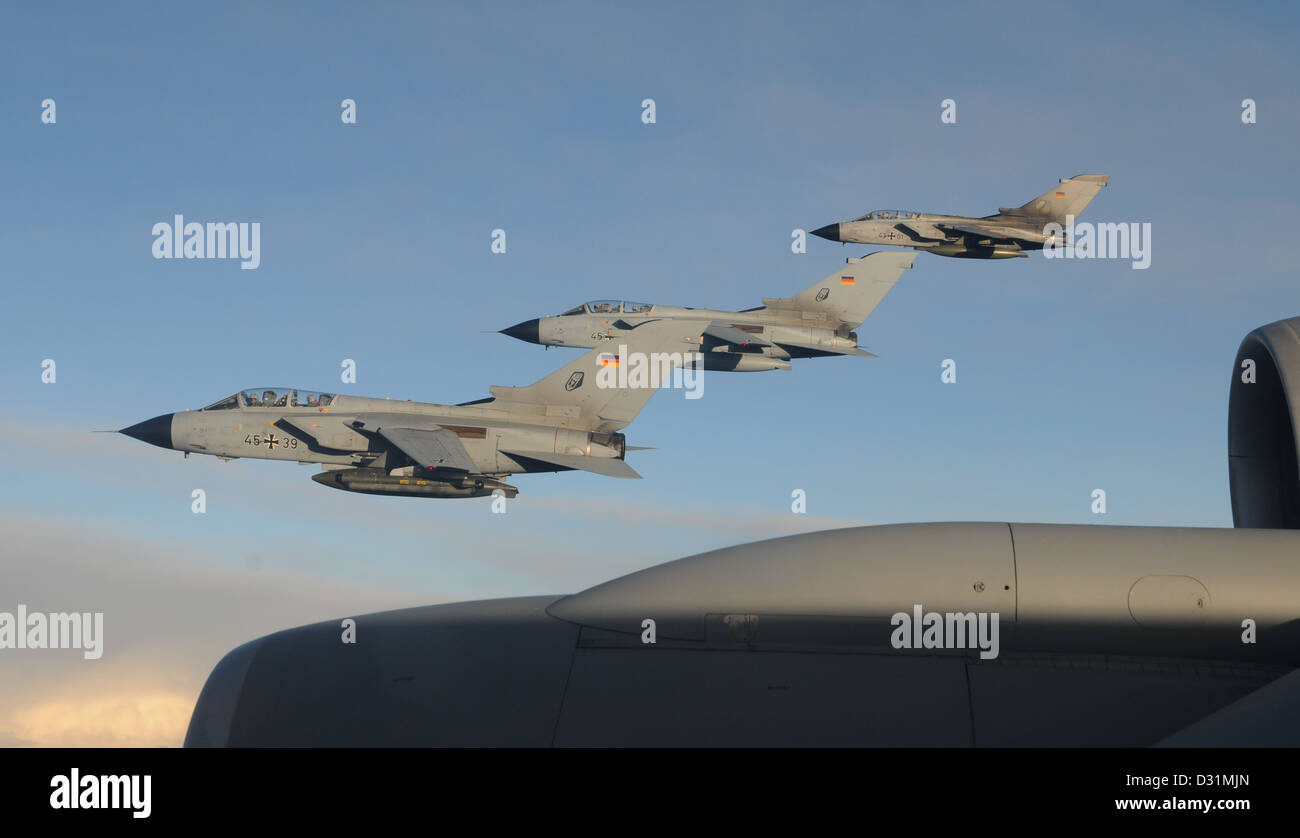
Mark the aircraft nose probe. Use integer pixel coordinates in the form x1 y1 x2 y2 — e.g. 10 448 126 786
809 223 842 242
118 413 175 450
500 318 541 345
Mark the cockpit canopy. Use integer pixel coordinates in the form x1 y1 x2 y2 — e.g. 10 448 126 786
560 300 654 316
201 389 337 410
852 209 920 221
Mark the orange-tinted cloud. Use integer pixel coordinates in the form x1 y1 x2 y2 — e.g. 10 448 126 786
7 692 194 748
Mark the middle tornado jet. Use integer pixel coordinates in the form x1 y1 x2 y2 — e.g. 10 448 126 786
501 251 916 372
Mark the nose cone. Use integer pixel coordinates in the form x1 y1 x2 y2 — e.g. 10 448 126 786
500 318 541 345
810 223 842 242
120 413 175 450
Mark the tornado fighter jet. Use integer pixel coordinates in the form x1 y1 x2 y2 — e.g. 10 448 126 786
117 320 704 499
810 174 1110 259
500 251 916 371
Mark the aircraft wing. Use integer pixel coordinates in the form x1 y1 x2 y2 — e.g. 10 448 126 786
938 219 1049 243
502 449 642 479
377 426 477 472
896 220 949 241
1158 665 1300 746
703 322 771 347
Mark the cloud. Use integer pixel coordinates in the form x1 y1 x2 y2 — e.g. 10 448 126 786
9 692 193 748
527 493 863 538
0 513 446 747
0 489 866 746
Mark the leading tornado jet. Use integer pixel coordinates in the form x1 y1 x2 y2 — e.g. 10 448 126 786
500 251 916 372
810 174 1110 259
116 320 704 499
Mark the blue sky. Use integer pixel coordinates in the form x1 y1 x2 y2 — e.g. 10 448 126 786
1 1 1298 743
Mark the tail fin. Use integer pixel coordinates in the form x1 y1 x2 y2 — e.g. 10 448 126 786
1001 174 1109 224
488 319 705 433
761 251 916 329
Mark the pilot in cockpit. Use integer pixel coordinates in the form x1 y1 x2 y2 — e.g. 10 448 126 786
246 393 261 406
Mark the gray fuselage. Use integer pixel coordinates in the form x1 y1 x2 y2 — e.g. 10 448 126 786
814 212 1047 259
135 390 623 476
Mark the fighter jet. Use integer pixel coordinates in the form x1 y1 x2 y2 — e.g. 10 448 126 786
499 251 916 372
810 174 1110 259
116 320 704 499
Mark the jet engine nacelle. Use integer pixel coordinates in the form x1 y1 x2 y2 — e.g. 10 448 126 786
588 431 626 459
1229 316 1300 528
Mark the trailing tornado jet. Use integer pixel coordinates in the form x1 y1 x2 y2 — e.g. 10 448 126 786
116 320 704 499
810 174 1110 259
187 315 1300 747
500 251 916 372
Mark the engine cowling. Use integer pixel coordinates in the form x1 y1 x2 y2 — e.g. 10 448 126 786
1229 316 1300 528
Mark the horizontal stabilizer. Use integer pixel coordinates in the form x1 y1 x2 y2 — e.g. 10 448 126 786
502 449 642 479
